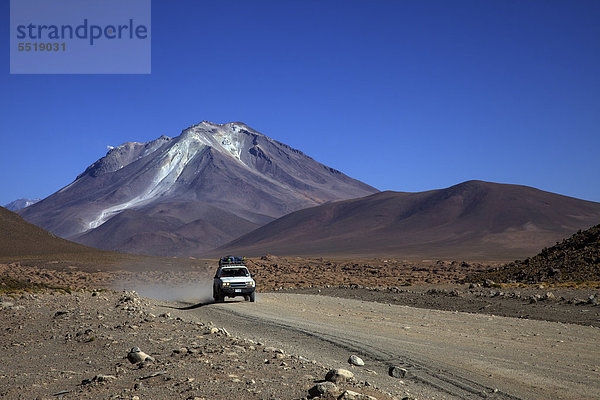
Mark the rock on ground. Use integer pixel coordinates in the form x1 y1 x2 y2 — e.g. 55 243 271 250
389 366 408 378
340 389 378 400
308 381 339 398
348 355 365 366
325 368 355 383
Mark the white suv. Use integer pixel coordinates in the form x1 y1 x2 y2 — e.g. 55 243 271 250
213 256 256 303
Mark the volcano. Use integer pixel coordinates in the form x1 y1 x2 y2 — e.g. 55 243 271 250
20 121 377 256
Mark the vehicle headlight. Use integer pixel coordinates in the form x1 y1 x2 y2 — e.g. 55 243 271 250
247 281 255 287
222 282 230 287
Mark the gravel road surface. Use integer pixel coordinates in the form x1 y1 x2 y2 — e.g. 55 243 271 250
176 293 600 400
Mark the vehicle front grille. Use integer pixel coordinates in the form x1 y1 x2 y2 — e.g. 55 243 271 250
229 282 247 288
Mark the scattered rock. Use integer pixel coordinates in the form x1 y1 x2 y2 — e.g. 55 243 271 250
54 310 69 317
139 371 167 380
82 374 117 385
325 368 354 383
483 279 496 288
127 347 154 364
94 374 116 382
339 390 378 400
388 366 408 378
348 355 365 366
172 347 189 354
308 381 338 398
220 328 231 337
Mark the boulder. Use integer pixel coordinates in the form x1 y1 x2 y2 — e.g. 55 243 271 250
308 381 338 398
325 368 354 383
127 347 155 364
389 366 408 378
348 355 365 366
339 390 377 400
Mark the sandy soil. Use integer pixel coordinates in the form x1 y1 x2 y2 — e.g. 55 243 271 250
177 293 600 400
282 285 600 327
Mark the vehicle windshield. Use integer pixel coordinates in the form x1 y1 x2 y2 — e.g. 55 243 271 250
220 268 249 277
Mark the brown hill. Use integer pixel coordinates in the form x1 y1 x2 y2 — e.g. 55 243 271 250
214 181 600 260
468 224 600 283
0 206 95 257
0 206 200 273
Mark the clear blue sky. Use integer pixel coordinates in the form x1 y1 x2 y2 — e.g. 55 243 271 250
1 0 599 205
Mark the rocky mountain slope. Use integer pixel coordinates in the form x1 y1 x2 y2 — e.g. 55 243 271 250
470 223 600 283
20 122 377 256
216 180 600 259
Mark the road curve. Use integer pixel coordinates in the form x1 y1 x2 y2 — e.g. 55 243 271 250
177 293 599 400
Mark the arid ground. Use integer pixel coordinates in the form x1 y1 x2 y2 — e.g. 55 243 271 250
1 256 599 399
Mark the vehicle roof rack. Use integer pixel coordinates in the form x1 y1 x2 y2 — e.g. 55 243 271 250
219 255 246 267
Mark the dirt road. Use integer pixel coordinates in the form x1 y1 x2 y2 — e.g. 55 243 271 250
176 293 600 400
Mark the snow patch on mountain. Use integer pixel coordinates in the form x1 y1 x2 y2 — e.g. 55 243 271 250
84 123 270 229
184 122 249 164
88 134 208 229
4 198 41 211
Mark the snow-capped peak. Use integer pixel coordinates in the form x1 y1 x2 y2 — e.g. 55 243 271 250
179 122 254 164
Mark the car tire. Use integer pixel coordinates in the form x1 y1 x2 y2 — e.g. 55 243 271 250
249 292 255 302
214 290 224 303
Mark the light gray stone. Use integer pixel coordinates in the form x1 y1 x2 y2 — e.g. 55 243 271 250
348 355 365 366
127 347 155 364
325 368 354 383
339 390 378 400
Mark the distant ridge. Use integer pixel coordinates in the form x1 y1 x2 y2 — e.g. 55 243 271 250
214 180 600 260
4 198 40 211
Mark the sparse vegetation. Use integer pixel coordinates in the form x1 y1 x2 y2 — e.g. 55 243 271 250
0 275 66 294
